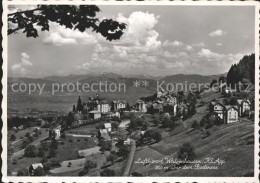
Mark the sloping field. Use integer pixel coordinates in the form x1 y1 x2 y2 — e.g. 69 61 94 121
131 119 254 176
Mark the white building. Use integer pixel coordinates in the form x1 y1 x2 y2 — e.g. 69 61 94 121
237 99 251 116
104 123 112 132
225 106 239 123
136 100 147 112
112 100 126 111
49 125 61 140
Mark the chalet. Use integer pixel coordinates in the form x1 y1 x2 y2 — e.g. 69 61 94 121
104 123 112 132
89 110 101 119
210 101 225 120
112 100 126 111
136 100 147 112
29 163 43 176
225 106 239 123
49 125 61 140
237 99 251 116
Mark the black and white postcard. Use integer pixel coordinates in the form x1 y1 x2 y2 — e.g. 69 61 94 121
2 1 259 183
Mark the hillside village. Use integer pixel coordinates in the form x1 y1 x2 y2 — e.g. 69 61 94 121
7 54 255 177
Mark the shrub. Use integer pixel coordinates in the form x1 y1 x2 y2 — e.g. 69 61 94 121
177 143 196 161
17 168 29 176
10 134 16 141
24 145 37 157
100 168 115 176
191 120 199 129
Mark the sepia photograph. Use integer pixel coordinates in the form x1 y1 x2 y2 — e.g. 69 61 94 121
2 1 259 182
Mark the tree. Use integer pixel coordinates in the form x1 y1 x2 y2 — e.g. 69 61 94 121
33 166 46 176
126 102 130 111
107 153 118 164
24 145 37 157
43 162 51 171
50 139 59 149
131 172 143 176
161 117 171 128
21 138 30 148
210 79 218 88
8 5 126 41
100 140 112 152
17 168 29 176
73 105 76 112
77 96 84 112
100 168 115 176
191 120 199 130
153 131 162 142
78 160 97 176
25 132 31 138
117 145 130 159
177 143 196 161
40 141 49 151
37 147 46 157
143 130 162 143
48 149 57 158
111 122 119 131
10 134 16 141
218 76 226 84
66 112 74 127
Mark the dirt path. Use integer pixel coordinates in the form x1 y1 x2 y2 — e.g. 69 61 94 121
122 139 136 176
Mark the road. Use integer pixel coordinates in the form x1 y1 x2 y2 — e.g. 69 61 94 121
11 135 49 159
122 139 136 176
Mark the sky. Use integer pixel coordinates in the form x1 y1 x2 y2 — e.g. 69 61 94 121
8 5 255 78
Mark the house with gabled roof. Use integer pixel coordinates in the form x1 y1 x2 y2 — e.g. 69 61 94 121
29 163 43 175
225 105 239 123
111 100 126 111
237 99 251 117
210 101 225 120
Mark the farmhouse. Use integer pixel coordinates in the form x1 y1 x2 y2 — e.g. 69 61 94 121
49 125 61 140
210 101 225 120
112 100 126 111
225 106 239 123
29 163 43 176
237 99 251 116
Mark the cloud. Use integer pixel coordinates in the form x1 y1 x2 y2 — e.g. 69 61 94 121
209 29 226 37
216 43 223 46
198 48 223 60
192 42 205 47
20 52 32 66
11 52 33 74
162 40 183 47
43 22 98 46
